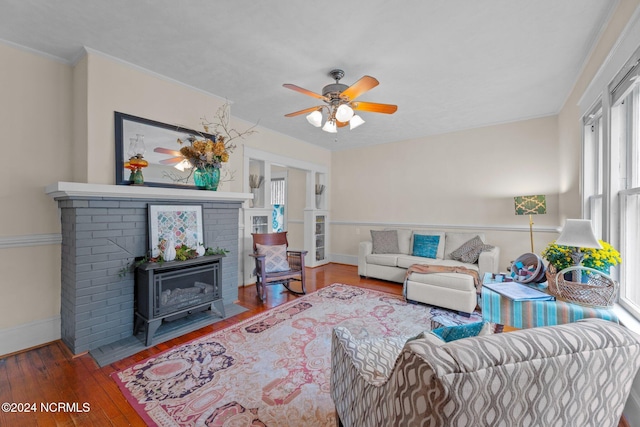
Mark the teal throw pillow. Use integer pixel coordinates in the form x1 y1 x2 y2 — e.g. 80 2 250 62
412 234 440 258
431 321 487 342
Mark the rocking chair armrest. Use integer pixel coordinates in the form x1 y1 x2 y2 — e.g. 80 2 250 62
286 250 308 270
286 249 308 256
248 253 266 260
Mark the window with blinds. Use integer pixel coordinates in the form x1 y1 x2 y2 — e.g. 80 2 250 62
271 178 285 205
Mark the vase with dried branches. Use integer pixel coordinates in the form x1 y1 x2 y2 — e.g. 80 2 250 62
249 174 264 208
178 102 257 190
315 184 325 209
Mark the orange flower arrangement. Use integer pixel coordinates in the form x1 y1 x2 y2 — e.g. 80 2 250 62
178 135 231 169
176 103 255 170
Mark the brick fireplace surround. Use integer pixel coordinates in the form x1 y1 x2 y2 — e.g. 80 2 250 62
46 182 250 355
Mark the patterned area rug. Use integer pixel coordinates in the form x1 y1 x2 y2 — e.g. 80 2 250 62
112 284 486 426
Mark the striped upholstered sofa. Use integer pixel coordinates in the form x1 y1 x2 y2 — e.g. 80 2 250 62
330 319 640 427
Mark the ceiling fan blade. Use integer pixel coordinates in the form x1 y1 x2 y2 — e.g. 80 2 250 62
284 106 323 117
352 101 398 114
159 157 184 165
283 84 328 101
336 120 348 128
341 76 379 100
154 147 182 156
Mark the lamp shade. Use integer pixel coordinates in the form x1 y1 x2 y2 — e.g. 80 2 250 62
514 195 546 215
306 110 322 127
335 104 354 122
555 219 603 249
322 120 337 133
349 115 365 130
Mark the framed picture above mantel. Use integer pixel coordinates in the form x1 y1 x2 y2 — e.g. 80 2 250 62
115 112 216 188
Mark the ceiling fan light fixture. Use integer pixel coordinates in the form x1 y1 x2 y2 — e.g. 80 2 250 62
335 104 354 122
322 120 337 133
283 69 396 135
306 110 323 127
349 115 365 130
174 158 192 171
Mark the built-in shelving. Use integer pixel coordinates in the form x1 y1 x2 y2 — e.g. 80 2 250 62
305 210 329 267
243 148 330 283
251 214 269 234
315 215 325 262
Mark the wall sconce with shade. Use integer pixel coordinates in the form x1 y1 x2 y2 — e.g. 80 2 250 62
514 195 546 252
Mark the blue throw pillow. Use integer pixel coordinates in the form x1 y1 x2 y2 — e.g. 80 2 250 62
431 321 487 342
412 234 440 258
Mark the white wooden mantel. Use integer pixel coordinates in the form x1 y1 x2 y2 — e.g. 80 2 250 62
45 181 253 202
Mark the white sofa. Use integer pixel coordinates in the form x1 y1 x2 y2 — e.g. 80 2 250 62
358 229 500 313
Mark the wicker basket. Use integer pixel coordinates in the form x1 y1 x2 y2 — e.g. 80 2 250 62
546 265 618 308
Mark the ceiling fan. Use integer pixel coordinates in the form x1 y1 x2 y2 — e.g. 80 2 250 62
283 69 398 133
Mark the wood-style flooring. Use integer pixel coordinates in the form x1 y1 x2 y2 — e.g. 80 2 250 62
0 263 630 426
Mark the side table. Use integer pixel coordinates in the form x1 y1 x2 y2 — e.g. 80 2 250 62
481 282 618 329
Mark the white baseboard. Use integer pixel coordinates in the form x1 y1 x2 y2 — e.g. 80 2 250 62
0 316 61 357
329 253 357 266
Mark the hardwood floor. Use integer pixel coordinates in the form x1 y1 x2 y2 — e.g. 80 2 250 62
0 263 629 426
0 264 395 426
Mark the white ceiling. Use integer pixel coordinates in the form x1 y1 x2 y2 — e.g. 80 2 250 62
0 0 616 151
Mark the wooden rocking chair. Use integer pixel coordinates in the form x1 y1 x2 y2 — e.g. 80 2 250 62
249 232 308 301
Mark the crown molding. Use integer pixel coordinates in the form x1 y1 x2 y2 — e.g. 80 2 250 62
0 38 71 65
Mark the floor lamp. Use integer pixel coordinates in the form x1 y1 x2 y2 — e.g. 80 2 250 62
514 195 547 253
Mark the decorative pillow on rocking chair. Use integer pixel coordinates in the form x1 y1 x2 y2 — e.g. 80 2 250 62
256 243 291 273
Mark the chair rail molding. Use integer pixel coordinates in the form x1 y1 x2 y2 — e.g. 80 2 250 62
0 233 62 249
331 220 561 234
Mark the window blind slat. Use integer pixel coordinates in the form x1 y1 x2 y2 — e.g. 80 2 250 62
271 178 285 205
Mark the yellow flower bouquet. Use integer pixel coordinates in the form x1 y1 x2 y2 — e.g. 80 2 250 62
542 239 621 274
580 240 622 273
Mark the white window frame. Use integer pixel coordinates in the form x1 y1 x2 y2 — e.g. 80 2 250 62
612 78 640 319
578 9 640 322
583 105 605 239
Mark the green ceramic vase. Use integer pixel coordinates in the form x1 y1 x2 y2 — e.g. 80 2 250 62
194 165 220 191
